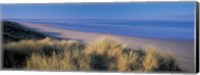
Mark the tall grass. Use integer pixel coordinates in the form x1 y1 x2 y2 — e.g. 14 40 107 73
26 52 91 71
3 36 181 72
143 46 159 71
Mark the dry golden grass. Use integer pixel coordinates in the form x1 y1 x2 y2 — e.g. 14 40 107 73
117 52 138 72
143 46 159 71
26 52 86 71
3 36 181 72
85 36 124 56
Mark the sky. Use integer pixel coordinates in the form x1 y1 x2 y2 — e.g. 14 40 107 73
1 2 196 21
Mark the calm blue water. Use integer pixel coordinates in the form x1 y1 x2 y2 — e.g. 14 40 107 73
8 19 195 41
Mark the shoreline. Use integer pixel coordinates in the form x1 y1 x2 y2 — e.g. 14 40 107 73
21 21 194 42
19 22 195 72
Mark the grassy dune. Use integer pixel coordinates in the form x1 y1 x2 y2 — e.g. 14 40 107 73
2 21 181 72
4 37 181 72
3 21 46 43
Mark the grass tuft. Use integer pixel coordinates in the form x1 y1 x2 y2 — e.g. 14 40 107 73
143 46 159 71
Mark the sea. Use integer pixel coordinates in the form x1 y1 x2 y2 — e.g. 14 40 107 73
6 19 195 41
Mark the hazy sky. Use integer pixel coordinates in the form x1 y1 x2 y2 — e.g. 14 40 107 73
2 2 196 20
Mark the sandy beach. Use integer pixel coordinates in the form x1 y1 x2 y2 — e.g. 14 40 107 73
19 22 195 72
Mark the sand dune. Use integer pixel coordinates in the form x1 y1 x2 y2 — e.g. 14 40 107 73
19 22 195 72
